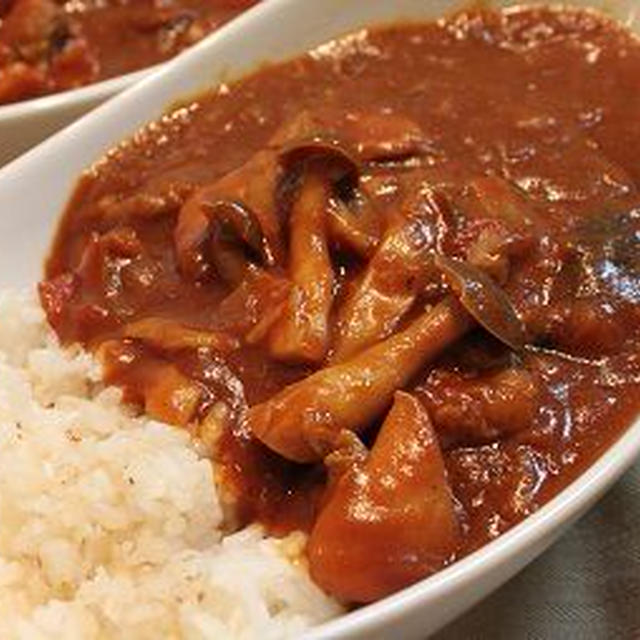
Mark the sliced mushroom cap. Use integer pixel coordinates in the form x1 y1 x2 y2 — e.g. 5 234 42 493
435 254 525 352
248 296 473 463
279 135 360 184
174 149 282 281
272 109 425 164
175 188 275 285
280 135 384 257
207 199 276 285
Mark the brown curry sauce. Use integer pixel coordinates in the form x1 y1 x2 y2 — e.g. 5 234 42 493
40 7 640 600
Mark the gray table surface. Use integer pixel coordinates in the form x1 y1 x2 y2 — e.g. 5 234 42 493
434 461 640 640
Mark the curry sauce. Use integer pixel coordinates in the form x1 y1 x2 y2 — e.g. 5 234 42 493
41 7 640 602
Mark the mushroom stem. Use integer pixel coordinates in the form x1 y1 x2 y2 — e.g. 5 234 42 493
330 192 444 364
268 170 334 363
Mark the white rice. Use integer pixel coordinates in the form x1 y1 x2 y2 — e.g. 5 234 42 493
0 290 342 639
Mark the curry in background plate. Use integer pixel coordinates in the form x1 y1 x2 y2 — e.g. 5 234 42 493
0 0 258 104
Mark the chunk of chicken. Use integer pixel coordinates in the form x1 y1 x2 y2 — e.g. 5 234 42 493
468 176 542 231
424 367 538 445
525 298 627 355
308 392 459 603
213 268 291 339
143 362 203 426
273 109 425 163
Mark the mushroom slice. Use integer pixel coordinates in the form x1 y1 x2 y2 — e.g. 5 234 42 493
174 149 281 280
435 254 525 352
308 392 459 603
272 109 425 163
279 135 360 181
281 135 382 258
248 295 473 462
268 170 334 363
326 193 381 258
330 188 446 363
207 200 276 286
268 139 359 363
123 317 239 353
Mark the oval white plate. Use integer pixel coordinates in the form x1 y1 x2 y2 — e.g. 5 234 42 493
0 1 637 638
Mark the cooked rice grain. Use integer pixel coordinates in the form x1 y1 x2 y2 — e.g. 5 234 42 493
0 290 341 639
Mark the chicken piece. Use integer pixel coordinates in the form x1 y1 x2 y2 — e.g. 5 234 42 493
525 298 627 355
123 317 239 353
96 181 195 223
424 367 538 445
268 170 334 363
273 109 424 163
249 296 473 462
73 227 143 293
330 188 446 363
469 176 541 231
143 362 203 426
38 271 78 336
213 268 291 339
308 392 459 603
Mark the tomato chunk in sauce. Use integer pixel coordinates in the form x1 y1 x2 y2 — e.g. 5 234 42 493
41 7 640 603
0 0 258 104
